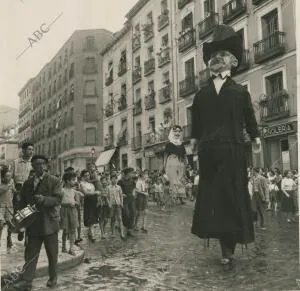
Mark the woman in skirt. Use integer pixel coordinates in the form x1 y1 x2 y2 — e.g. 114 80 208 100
79 170 100 242
281 170 297 223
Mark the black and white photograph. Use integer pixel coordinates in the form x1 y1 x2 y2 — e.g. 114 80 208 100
0 0 299 290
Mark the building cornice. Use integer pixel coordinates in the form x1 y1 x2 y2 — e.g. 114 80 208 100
18 78 35 96
125 0 150 20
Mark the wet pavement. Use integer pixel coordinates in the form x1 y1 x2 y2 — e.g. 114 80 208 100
15 203 300 290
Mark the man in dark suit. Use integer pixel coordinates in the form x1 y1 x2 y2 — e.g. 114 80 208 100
13 155 62 291
190 25 261 266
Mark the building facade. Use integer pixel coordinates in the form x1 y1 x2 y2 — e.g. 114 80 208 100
25 29 114 174
100 0 297 172
18 78 34 145
0 140 19 167
175 0 297 171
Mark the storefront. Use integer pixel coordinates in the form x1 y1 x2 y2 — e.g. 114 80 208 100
261 121 298 171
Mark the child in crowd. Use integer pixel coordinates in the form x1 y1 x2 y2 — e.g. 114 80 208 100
268 176 279 212
135 172 148 233
108 173 125 239
61 172 82 255
97 176 110 239
281 170 297 223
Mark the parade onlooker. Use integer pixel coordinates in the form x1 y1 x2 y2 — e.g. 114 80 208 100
97 176 110 239
281 170 297 223
135 172 148 233
108 173 125 239
0 167 14 249
192 171 199 202
268 176 280 212
118 168 136 237
61 172 82 256
79 170 99 242
250 168 269 230
14 155 62 290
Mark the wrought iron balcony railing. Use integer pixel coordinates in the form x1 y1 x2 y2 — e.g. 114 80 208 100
158 84 171 104
178 28 196 53
222 0 247 24
132 67 142 84
260 90 290 122
253 31 286 64
198 13 219 40
132 34 141 52
179 76 197 97
144 58 155 76
143 23 154 43
145 92 156 110
118 62 127 77
158 10 169 31
118 96 127 111
158 47 171 68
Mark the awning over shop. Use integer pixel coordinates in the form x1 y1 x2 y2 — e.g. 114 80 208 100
95 148 116 167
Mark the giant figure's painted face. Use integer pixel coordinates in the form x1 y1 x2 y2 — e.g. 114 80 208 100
208 50 238 74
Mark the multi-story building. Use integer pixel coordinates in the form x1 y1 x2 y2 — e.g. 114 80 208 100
26 29 114 174
101 0 178 171
18 78 34 145
175 0 297 171
0 139 19 167
100 0 296 171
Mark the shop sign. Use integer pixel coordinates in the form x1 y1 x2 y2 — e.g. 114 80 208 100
262 122 297 138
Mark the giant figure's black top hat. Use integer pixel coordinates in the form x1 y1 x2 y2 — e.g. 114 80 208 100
203 25 243 72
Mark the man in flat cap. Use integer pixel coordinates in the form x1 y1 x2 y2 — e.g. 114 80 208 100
191 25 261 265
14 155 62 290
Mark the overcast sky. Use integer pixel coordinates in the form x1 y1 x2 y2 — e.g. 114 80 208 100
0 0 138 109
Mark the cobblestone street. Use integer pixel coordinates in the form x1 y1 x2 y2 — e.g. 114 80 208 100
26 202 299 290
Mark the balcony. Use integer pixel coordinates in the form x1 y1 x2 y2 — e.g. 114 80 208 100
178 28 196 53
182 124 192 141
132 66 142 84
260 90 290 122
118 62 127 77
158 10 169 31
132 136 142 150
118 95 127 111
232 49 250 75
199 68 210 88
105 75 113 86
145 92 156 110
222 0 247 24
105 104 114 118
143 127 170 147
19 105 31 118
253 31 286 64
198 13 219 40
133 99 142 116
179 76 197 97
159 84 171 104
158 47 171 68
143 23 154 43
178 0 193 10
144 58 155 76
252 0 267 5
132 34 141 52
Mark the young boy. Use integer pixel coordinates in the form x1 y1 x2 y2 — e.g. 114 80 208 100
97 176 110 239
108 173 125 239
61 172 82 255
135 172 148 233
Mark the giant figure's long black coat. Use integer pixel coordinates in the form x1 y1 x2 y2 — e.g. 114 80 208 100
191 77 259 244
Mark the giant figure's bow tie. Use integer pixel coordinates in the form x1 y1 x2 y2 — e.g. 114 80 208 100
211 73 227 80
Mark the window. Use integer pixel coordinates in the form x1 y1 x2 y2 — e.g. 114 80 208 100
135 56 141 67
85 104 97 121
185 58 195 77
70 42 74 56
69 63 75 78
148 80 155 93
182 13 193 30
135 24 140 34
204 0 215 17
121 84 126 97
147 12 153 24
108 125 114 143
236 28 245 49
70 108 74 124
70 131 74 148
163 71 170 86
64 134 68 150
186 106 192 125
58 137 61 153
42 144 45 154
63 111 67 126
53 140 56 156
265 72 283 95
58 75 62 89
48 69 52 80
148 46 154 58
70 84 74 100
108 61 113 77
149 116 155 132
120 50 127 63
84 57 97 73
161 0 168 12
84 80 96 96
64 48 68 62
261 9 278 38
135 88 141 101
85 127 96 145
121 154 128 169
86 36 95 50
64 69 67 83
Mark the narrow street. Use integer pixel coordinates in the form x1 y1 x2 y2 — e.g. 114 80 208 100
30 202 299 290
